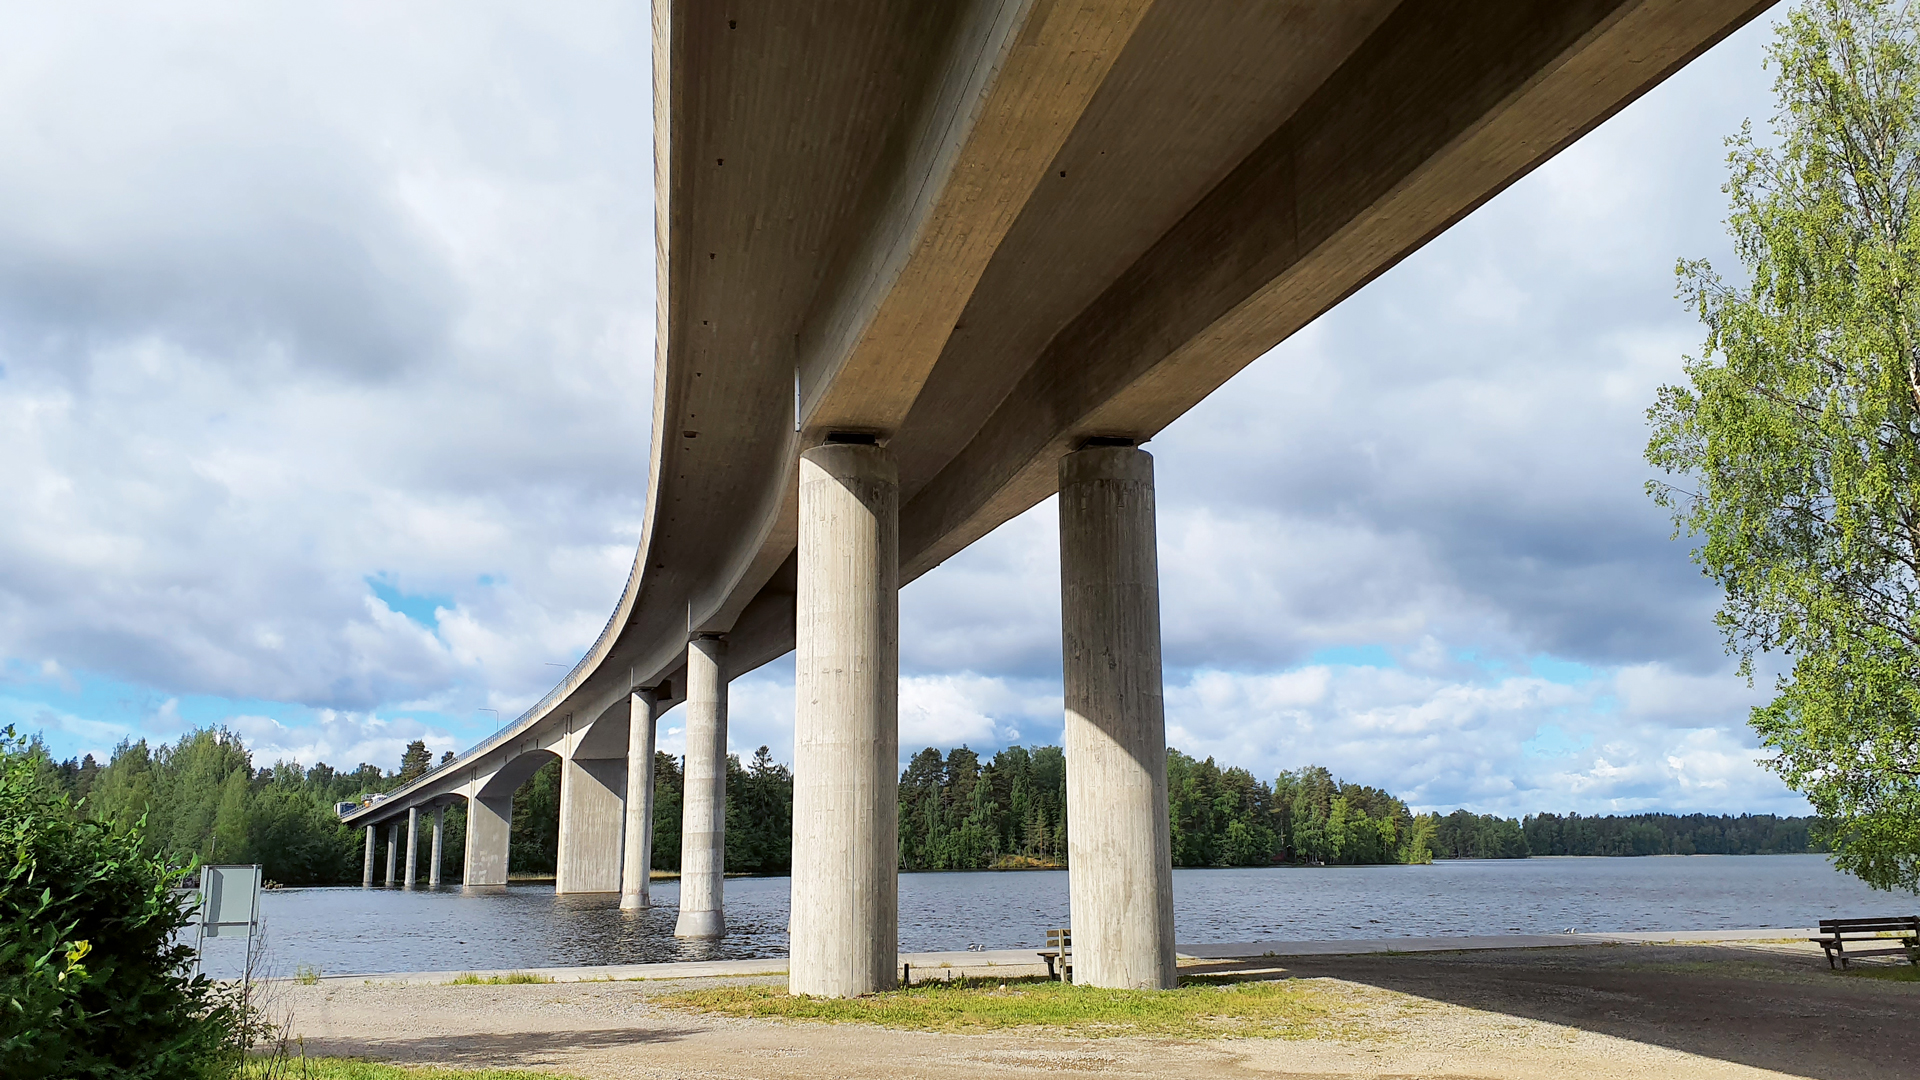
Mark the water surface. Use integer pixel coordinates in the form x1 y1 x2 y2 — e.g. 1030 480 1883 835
200 854 1895 978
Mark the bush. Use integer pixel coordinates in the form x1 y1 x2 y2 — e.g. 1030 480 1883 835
0 727 247 1078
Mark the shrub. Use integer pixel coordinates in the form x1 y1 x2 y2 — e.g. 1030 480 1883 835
0 727 247 1078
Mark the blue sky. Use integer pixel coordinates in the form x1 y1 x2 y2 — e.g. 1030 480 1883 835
0 3 1804 815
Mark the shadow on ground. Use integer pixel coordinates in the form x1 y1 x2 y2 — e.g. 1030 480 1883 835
1206 944 1915 1080
299 1025 702 1069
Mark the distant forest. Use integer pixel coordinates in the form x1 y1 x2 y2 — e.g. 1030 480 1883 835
28 727 1823 885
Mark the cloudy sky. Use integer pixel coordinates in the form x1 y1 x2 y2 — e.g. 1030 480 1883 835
0 3 1803 816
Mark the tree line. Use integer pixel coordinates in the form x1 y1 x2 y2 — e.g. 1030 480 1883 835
31 726 1824 884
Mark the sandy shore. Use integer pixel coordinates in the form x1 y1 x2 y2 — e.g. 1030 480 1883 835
277 941 1915 1080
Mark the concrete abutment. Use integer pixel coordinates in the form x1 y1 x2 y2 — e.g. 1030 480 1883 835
557 756 625 894
464 793 512 888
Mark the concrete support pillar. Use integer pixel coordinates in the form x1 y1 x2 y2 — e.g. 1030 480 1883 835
621 687 659 910
464 794 512 888
789 442 899 998
363 824 376 887
675 635 728 938
404 806 420 889
557 748 626 894
430 806 445 888
384 822 398 886
1058 444 1176 990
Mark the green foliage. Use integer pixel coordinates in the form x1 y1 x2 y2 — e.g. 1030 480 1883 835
899 746 1068 871
898 750 1426 869
651 752 682 872
1168 752 1278 866
42 730 403 886
0 727 247 1079
726 746 793 874
1523 812 1820 855
507 760 560 875
1647 0 1920 892
396 742 431 785
1273 767 1424 865
1426 810 1530 859
30 724 1828 893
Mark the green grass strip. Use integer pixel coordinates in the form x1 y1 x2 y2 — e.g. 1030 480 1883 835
1839 965 1920 982
656 974 1347 1038
447 971 554 985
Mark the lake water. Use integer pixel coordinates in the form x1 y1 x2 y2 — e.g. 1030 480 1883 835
201 854 1899 979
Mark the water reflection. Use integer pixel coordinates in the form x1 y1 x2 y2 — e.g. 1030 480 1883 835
202 854 1888 979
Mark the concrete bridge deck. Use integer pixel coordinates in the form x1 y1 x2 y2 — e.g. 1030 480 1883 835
341 0 1779 996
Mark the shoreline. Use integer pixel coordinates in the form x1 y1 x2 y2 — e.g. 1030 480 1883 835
284 850 1841 892
290 927 1813 986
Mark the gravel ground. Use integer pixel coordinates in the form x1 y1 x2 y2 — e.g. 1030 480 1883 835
275 942 1915 1079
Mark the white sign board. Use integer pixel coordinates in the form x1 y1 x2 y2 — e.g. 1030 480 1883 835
199 864 261 939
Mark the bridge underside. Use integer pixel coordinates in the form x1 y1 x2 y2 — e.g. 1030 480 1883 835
348 0 1774 995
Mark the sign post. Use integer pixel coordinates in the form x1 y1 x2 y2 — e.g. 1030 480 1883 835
195 864 263 990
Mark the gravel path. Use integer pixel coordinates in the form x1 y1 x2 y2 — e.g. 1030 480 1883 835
276 942 1914 1079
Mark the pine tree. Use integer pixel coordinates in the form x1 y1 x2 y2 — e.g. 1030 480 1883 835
398 740 431 784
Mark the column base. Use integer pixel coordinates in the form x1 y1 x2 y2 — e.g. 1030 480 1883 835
674 908 724 938
619 892 651 911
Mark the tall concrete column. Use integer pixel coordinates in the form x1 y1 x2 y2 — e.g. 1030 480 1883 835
1058 444 1176 990
363 824 376 887
675 635 728 938
464 794 512 888
557 746 626 894
790 441 899 998
404 806 420 888
621 687 659 910
429 806 445 888
384 822 399 886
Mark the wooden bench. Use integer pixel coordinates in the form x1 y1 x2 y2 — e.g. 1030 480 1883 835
1809 916 1920 969
1038 928 1071 982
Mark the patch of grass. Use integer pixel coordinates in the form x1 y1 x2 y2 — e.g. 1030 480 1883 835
243 1058 580 1079
1838 964 1920 982
447 971 553 985
656 974 1359 1039
294 964 322 986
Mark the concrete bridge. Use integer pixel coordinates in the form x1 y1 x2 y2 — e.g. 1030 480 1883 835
343 0 1772 997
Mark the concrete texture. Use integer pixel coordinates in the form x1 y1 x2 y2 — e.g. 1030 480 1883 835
1058 445 1174 990
404 807 419 889
429 806 444 888
362 824 375 887
384 822 398 887
621 688 659 910
790 443 901 998
675 635 728 938
464 794 511 889
557 753 625 894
